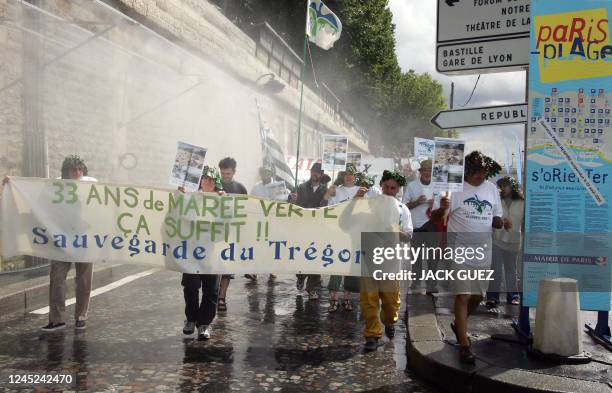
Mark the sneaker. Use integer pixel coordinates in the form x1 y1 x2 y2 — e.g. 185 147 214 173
307 290 319 300
41 322 66 332
183 321 196 335
364 336 379 352
198 325 211 340
296 276 305 291
75 320 87 330
385 325 395 339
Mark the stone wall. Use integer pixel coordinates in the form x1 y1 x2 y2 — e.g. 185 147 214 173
0 0 368 191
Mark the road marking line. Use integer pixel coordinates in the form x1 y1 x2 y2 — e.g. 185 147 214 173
30 268 159 315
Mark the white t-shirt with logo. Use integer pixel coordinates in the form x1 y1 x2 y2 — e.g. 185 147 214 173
447 180 502 266
402 179 434 228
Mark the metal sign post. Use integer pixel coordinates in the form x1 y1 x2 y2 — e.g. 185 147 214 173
436 0 530 75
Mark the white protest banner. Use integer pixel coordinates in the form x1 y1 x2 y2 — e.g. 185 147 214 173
414 137 435 159
1 178 401 276
169 141 207 192
431 138 466 192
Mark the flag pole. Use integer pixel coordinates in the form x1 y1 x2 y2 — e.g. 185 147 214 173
294 33 308 190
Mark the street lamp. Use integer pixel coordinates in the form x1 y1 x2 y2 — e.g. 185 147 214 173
255 73 285 94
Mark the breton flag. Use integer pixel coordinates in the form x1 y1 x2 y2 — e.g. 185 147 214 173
306 0 342 50
256 103 296 191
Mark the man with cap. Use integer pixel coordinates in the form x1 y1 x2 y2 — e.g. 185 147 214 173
289 162 327 299
402 159 436 293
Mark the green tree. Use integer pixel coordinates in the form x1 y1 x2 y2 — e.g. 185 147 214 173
213 0 449 153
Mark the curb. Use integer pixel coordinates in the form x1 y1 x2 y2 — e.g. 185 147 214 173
0 264 152 316
405 294 608 393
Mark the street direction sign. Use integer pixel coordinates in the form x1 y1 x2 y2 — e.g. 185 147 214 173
437 0 531 43
436 0 531 75
437 35 529 74
431 103 527 129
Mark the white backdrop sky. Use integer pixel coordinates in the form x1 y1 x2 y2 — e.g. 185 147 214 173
389 0 526 164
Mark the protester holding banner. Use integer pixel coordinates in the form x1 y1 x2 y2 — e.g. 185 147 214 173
323 163 380 312
486 176 524 307
217 157 248 312
180 166 225 339
360 170 413 351
2 155 97 332
289 162 328 300
435 151 505 364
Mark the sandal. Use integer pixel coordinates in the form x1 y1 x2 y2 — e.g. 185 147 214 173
217 298 227 312
459 346 476 364
342 299 353 312
328 300 339 312
450 322 471 345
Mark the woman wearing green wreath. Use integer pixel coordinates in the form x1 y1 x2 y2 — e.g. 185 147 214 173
178 166 226 340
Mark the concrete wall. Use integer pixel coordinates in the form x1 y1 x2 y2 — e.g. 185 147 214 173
0 0 369 191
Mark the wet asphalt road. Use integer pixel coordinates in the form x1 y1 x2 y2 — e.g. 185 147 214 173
0 271 441 392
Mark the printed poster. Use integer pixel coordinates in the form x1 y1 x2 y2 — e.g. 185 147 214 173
431 137 465 192
524 0 612 310
321 135 348 172
169 141 207 192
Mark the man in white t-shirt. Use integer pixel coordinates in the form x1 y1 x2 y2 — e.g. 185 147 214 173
402 159 437 292
434 151 507 364
251 167 289 202
402 159 433 228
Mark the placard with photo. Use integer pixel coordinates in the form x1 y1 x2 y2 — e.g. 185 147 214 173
169 141 208 192
321 135 349 172
431 137 465 192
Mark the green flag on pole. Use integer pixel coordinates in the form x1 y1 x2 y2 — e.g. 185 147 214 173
306 0 342 50
294 1 342 188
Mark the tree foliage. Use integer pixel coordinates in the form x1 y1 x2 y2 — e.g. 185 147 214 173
212 0 448 155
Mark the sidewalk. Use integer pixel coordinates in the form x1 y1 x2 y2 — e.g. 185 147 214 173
0 263 151 316
406 293 612 393
0 273 439 392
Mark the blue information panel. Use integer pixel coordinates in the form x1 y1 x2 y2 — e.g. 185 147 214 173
524 0 612 310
